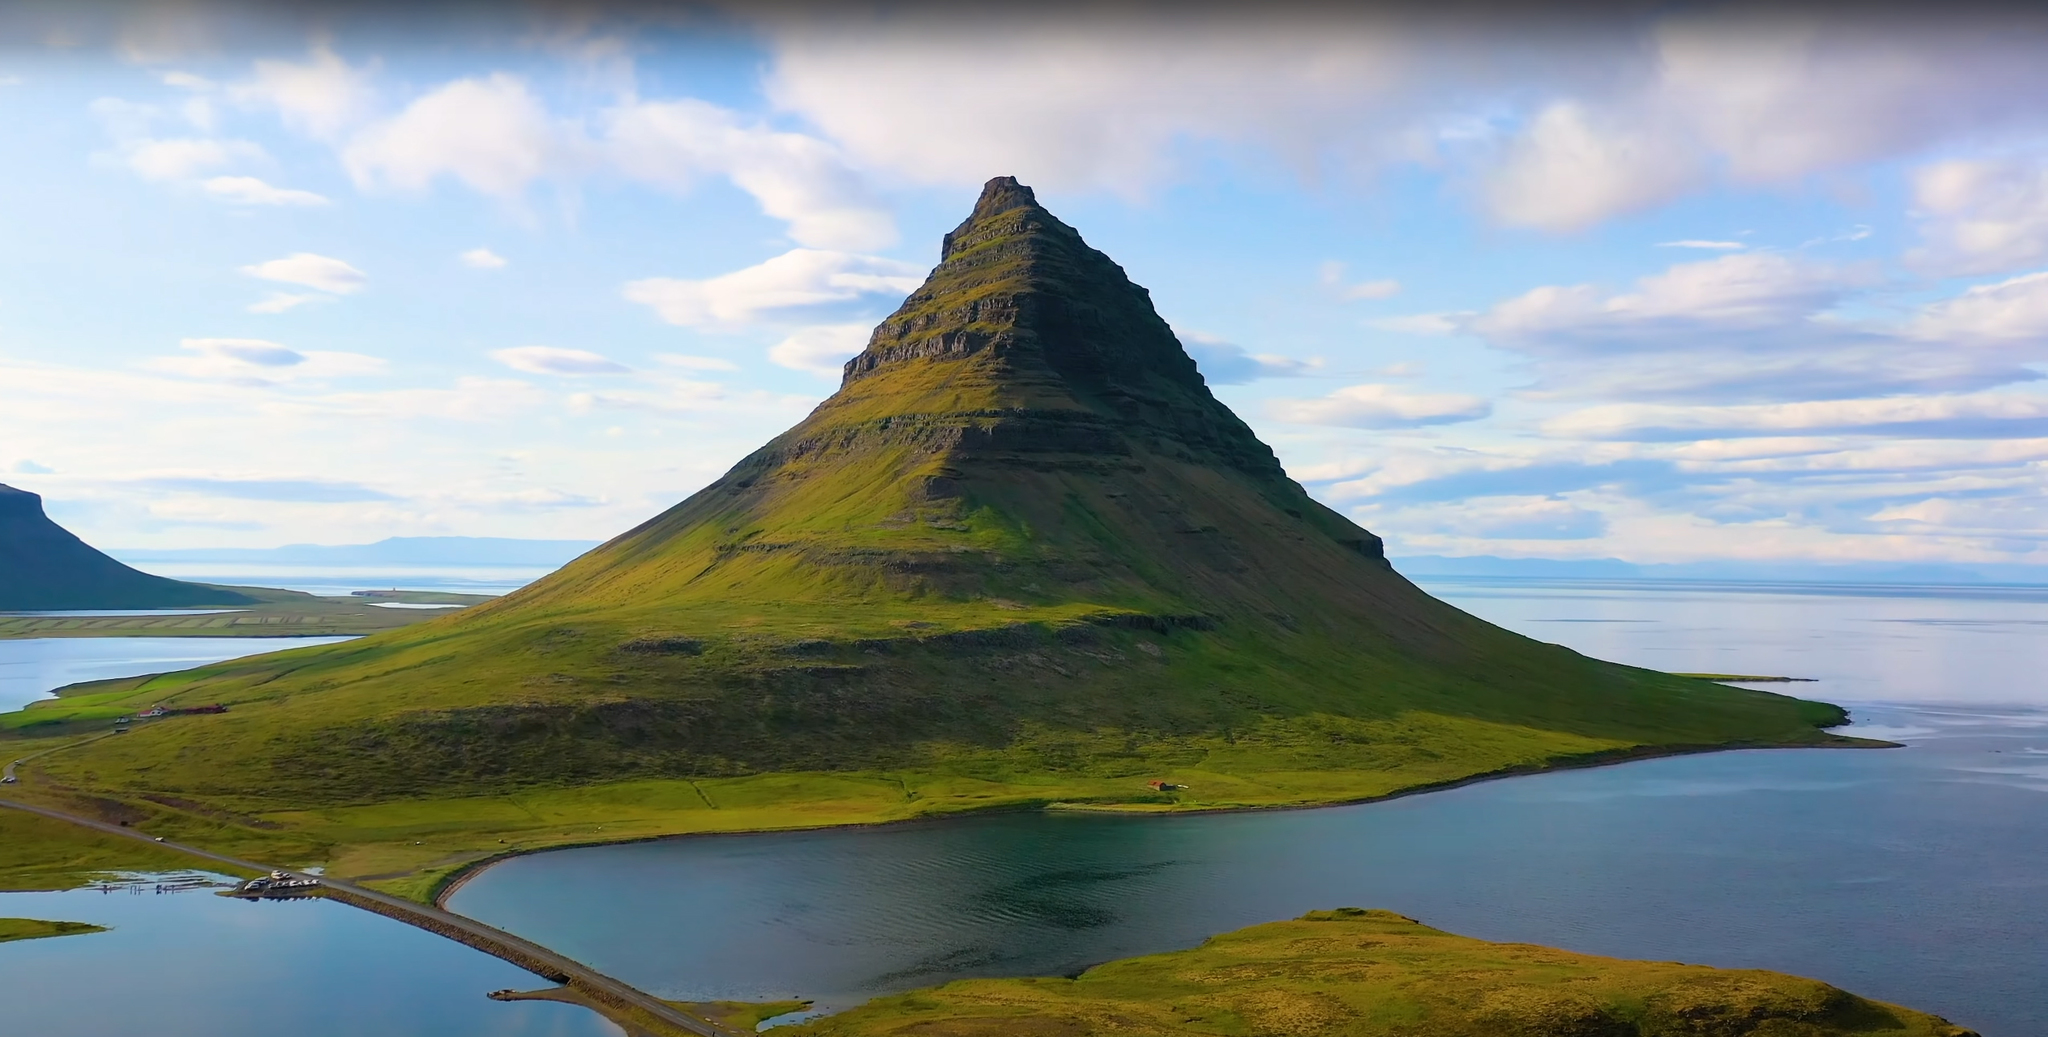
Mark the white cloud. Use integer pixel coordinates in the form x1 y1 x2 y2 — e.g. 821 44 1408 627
1457 253 2026 402
1268 383 1491 428
88 95 269 182
202 175 329 206
161 71 212 91
335 74 895 249
232 45 375 142
122 136 267 181
1544 391 2048 440
1475 252 1850 348
460 247 508 269
184 338 301 366
246 292 324 314
1485 101 1702 231
1426 496 1607 540
239 253 367 295
604 99 894 250
344 74 568 197
768 324 869 377
762 10 2048 231
152 338 386 385
1910 158 2048 275
1906 270 2048 342
1369 313 1465 335
1178 332 1319 385
657 354 740 372
491 346 632 376
624 249 922 327
764 13 1430 196
1318 262 1400 300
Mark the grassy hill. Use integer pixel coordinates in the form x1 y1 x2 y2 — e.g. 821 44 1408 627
0 484 254 610
794 909 1976 1037
6 178 1864 895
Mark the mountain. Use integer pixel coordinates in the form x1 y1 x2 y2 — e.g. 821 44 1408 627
33 178 1851 816
0 485 254 610
113 537 602 569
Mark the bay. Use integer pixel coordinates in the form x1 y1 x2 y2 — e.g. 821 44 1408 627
0 635 355 712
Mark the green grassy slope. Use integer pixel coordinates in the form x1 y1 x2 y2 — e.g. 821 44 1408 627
0 806 218 891
5 178 1860 893
0 483 255 610
795 909 1976 1037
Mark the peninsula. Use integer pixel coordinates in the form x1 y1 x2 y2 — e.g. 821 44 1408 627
2 177 1868 899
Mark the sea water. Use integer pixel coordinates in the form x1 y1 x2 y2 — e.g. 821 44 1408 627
0 635 355 712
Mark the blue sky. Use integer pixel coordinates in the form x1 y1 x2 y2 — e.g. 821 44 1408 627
4 3 2048 567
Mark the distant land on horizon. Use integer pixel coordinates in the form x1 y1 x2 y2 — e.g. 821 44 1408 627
110 535 2048 587
1395 554 2048 585
111 536 603 569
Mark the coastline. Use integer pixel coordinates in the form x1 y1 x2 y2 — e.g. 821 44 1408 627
429 730 1896 909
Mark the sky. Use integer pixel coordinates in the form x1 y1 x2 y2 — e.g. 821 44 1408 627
4 2 2048 567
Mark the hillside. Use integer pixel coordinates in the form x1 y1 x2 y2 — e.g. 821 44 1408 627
796 909 1976 1037
0 484 254 610
12 179 1862 890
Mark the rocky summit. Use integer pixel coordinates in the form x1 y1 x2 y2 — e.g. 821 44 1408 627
0 484 252 611
36 178 1853 810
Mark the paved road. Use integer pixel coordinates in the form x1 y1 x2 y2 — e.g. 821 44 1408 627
0 794 739 1037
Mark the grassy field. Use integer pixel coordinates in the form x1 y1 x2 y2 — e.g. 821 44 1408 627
0 587 488 641
793 908 1976 1037
0 804 233 890
0 917 107 944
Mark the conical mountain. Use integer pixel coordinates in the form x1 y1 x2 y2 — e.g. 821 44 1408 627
0 483 253 610
41 179 1850 811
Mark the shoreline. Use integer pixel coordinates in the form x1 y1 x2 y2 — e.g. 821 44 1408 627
429 731 1896 909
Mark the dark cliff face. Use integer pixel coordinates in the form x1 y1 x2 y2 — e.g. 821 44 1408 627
0 483 253 610
0 483 45 520
836 175 1293 485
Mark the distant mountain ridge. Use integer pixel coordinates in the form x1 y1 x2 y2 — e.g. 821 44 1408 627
114 536 601 569
0 484 254 610
1396 554 2048 585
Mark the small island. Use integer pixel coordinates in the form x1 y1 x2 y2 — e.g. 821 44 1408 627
0 918 106 945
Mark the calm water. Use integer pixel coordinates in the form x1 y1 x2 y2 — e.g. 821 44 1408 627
6 577 2047 1036
0 635 354 712
1420 575 2048 705
0 875 617 1037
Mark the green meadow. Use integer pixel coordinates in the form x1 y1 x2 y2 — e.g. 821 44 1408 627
793 909 1975 1037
